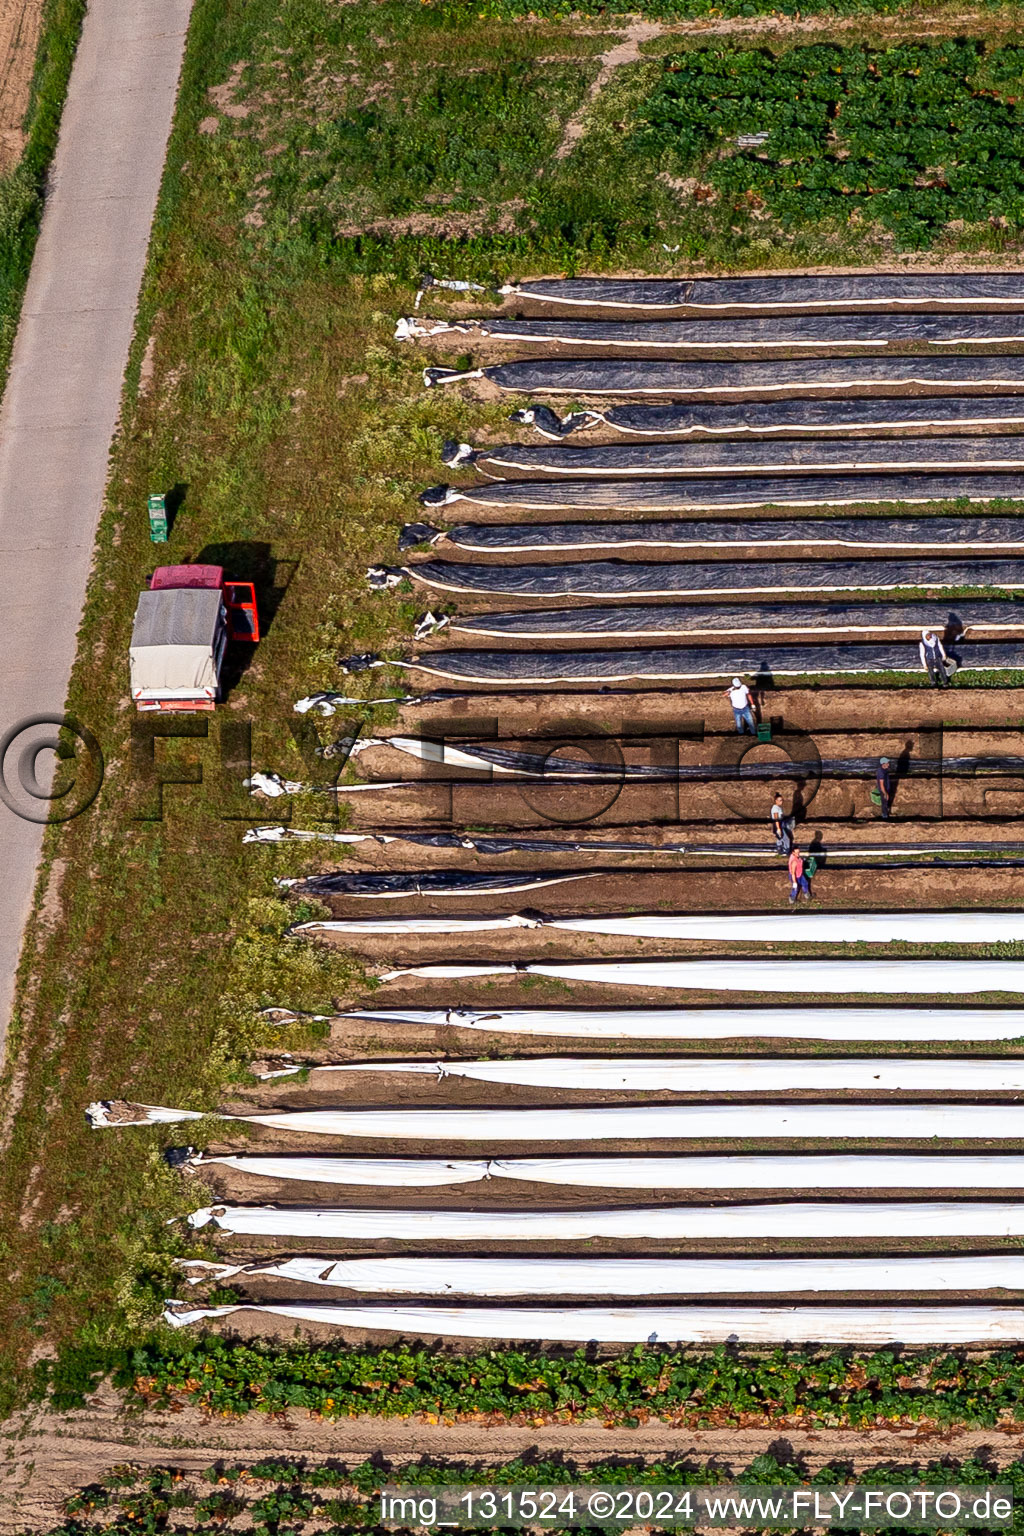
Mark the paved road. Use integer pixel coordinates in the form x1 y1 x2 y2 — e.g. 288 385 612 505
0 0 192 1052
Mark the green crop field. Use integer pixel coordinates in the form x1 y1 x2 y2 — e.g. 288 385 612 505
41 1453 1024 1536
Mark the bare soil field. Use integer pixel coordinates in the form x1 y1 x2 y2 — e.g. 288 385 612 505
0 0 42 170
7 1389 1024 1536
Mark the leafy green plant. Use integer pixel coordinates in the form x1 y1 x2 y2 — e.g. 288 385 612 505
636 40 1024 248
96 1338 1024 1428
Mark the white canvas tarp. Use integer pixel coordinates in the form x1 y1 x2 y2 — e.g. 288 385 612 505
186 1200 1024 1239
129 588 222 694
189 1151 1024 1191
266 1057 1024 1093
89 1101 1024 1139
177 1253 1024 1296
161 1300 1024 1343
303 912 1024 943
382 960 1024 994
340 1006 1024 1041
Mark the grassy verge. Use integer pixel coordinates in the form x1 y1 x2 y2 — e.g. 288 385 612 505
6 0 1024 1422
460 0 992 18
0 0 86 384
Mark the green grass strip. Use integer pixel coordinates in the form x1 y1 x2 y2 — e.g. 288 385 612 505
0 0 86 386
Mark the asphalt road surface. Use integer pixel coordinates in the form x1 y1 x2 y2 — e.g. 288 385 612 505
0 0 192 1053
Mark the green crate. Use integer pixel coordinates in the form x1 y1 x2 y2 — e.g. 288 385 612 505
147 493 168 543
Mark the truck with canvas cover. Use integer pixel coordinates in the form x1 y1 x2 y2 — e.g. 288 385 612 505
129 565 258 712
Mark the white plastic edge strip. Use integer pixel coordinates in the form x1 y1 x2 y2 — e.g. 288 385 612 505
162 1301 1024 1343
339 1006 1024 1040
175 1253 1024 1296
380 960 1024 994
281 873 598 900
349 736 545 776
189 1151 1024 1191
89 1102 1024 1138
186 1200 1024 1239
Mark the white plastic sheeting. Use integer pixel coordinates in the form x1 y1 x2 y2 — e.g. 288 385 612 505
340 1005 1024 1041
260 1057 1024 1093
160 1301 1024 1343
189 1151 1024 1191
348 735 548 776
191 1153 491 1186
382 959 1024 995
298 915 541 936
186 1201 1024 1239
489 1154 1024 1191
176 1253 1024 1296
92 1102 1024 1139
302 911 1024 944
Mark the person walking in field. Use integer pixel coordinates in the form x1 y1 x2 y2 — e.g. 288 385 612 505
875 756 893 822
788 845 812 904
770 792 792 855
920 628 950 689
726 676 756 735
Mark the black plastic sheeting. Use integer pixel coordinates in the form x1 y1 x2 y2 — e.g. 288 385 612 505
293 870 593 897
429 314 1024 350
513 399 1024 441
426 357 1024 397
360 740 1024 783
283 828 1024 859
450 436 1024 479
399 557 1024 598
409 516 1024 555
404 643 1022 685
449 599 1024 640
425 473 1024 514
298 859 1024 887
502 275 1024 313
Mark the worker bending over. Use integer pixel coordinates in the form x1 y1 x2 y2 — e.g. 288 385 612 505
919 629 950 689
875 757 893 821
770 792 793 854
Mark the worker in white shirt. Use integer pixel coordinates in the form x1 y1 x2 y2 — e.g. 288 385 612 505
919 629 950 689
726 676 756 735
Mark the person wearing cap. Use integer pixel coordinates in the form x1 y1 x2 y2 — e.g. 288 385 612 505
788 844 812 904
875 757 893 821
919 628 950 689
726 676 756 735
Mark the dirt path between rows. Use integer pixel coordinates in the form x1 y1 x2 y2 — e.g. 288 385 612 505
554 19 663 161
0 0 43 170
6 1389 1024 1534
